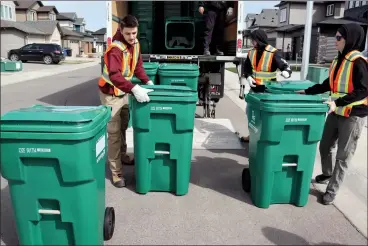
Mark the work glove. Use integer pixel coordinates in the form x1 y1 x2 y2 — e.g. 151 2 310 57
146 80 154 85
247 76 257 88
131 84 153 103
281 70 291 79
227 7 233 16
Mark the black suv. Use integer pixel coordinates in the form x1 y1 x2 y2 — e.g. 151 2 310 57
8 43 65 65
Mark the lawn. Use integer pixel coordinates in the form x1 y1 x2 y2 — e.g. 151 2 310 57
60 60 94 64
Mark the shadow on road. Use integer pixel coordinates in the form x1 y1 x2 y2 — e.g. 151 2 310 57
1 185 19 245
262 226 344 245
37 78 101 106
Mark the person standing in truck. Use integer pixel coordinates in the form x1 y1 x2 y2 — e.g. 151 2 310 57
198 1 234 56
296 23 368 205
99 15 154 188
239 29 292 142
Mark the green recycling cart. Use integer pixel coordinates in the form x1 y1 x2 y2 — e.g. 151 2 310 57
158 63 199 91
265 80 330 99
130 85 197 195
306 66 329 84
242 93 328 208
0 60 22 72
0 105 115 245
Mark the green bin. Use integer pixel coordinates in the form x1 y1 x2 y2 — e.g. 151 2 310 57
242 93 328 208
1 60 23 72
306 66 329 84
130 85 197 195
158 63 199 91
0 105 115 245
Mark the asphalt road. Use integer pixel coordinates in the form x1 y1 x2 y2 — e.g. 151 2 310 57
0 65 367 245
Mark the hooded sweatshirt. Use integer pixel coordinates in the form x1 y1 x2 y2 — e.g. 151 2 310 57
305 23 368 117
198 1 234 11
243 29 292 93
99 29 149 95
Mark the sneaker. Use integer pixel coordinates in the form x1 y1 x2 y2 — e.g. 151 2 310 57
203 49 211 56
240 136 249 142
112 174 126 188
215 49 224 56
322 192 336 205
315 174 331 184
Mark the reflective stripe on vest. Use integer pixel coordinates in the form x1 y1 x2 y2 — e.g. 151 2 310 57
248 45 278 85
329 50 368 117
98 39 140 96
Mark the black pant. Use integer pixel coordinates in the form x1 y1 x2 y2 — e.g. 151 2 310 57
203 9 225 51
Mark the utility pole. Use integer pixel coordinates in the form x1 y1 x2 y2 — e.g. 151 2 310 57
300 1 314 80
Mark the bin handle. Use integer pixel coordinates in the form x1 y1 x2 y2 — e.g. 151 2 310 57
38 209 60 215
154 151 170 155
282 163 297 167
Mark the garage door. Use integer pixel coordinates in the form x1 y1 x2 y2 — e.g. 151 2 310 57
0 30 25 57
70 41 79 57
27 34 46 44
325 37 338 62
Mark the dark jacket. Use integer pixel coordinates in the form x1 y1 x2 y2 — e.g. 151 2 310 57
198 1 234 11
305 23 368 117
243 30 292 93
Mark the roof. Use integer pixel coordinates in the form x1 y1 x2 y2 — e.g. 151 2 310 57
93 28 106 35
274 0 327 7
0 20 45 35
75 18 85 25
37 6 59 14
60 27 83 38
318 18 368 26
344 5 368 23
23 21 59 35
56 14 75 21
251 9 278 28
58 12 77 20
270 24 305 32
15 1 43 10
246 13 258 20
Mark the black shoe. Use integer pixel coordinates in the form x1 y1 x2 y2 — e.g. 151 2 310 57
215 49 224 56
315 174 331 184
112 174 126 188
322 192 336 205
203 49 211 56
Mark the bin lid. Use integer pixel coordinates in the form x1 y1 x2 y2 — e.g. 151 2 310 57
143 62 159 70
1 105 110 133
158 63 199 71
266 80 315 92
141 85 198 101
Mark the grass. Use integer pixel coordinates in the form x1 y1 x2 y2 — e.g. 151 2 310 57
60 60 93 64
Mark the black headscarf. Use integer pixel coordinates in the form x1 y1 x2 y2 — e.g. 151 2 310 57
250 29 269 50
336 23 365 57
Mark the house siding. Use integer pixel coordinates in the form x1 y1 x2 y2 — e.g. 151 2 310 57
27 34 46 44
289 2 325 24
46 27 62 45
0 29 25 57
38 10 56 20
16 10 27 21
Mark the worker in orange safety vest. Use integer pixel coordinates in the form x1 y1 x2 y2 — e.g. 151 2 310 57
296 23 368 205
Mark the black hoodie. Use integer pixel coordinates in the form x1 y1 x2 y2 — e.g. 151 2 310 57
243 29 292 93
198 1 234 11
305 23 368 117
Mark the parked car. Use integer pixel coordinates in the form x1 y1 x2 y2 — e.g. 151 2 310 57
8 43 65 65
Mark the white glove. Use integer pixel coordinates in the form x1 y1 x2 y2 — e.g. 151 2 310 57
281 70 290 78
240 78 247 86
146 80 154 85
131 84 153 103
227 7 233 16
247 76 257 87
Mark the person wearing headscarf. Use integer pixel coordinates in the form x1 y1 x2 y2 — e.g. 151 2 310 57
296 23 368 205
239 29 292 142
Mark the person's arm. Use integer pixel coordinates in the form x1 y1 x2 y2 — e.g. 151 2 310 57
304 78 331 95
107 47 135 93
334 58 368 107
242 55 253 79
273 51 292 76
134 53 150 84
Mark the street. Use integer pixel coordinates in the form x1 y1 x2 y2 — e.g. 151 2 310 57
1 65 367 245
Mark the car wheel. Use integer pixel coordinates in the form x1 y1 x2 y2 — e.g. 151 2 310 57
10 54 19 61
21 60 27 63
43 55 52 64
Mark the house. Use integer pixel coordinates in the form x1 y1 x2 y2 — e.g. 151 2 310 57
92 28 106 53
344 1 368 50
245 13 258 29
56 13 83 57
262 1 367 63
0 1 62 57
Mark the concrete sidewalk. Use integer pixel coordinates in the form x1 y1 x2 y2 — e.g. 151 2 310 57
224 69 368 238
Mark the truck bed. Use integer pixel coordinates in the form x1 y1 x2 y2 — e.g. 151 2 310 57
142 54 241 63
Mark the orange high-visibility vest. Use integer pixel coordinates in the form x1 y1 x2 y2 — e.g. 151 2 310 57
248 45 278 85
98 39 140 96
329 50 368 117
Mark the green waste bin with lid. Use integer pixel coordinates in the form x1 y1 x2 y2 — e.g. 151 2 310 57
0 60 23 72
265 80 329 99
158 63 199 91
306 66 329 84
242 93 328 208
0 105 116 245
130 85 197 195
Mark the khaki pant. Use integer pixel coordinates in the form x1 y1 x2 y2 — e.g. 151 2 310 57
99 91 130 177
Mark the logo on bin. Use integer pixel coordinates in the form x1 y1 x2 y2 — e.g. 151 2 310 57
150 106 173 111
285 117 307 123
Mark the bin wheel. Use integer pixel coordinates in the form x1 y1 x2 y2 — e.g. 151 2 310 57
242 168 251 193
103 207 115 241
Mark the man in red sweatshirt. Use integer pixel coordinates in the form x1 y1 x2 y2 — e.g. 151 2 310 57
98 15 153 188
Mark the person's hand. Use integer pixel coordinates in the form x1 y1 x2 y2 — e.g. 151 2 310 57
324 100 337 114
227 7 234 16
295 90 305 94
198 7 204 15
281 70 290 78
146 80 154 85
247 76 257 87
131 84 153 103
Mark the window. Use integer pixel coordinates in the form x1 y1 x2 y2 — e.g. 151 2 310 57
349 1 355 8
326 4 334 16
355 1 360 7
363 1 368 6
27 10 36 21
49 13 55 20
1 4 14 20
280 8 287 23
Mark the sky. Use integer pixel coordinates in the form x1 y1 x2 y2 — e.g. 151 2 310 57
43 1 278 31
